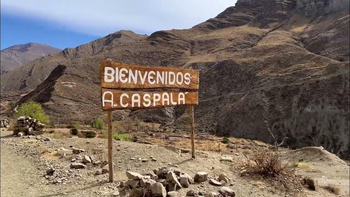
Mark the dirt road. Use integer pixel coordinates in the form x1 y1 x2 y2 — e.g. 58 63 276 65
1 132 52 197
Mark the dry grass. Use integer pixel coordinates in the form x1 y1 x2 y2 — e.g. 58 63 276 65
240 149 302 190
322 184 341 195
48 131 72 139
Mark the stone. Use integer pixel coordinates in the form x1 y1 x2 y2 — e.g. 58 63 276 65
166 171 182 188
46 168 55 176
140 177 156 187
83 155 92 163
125 179 139 189
100 161 108 168
101 166 109 174
144 171 158 180
204 192 220 197
219 187 235 197
126 171 143 180
167 191 178 197
186 190 197 196
95 169 102 175
151 182 167 197
156 167 168 179
72 147 84 154
57 147 73 156
303 177 318 191
111 191 120 197
179 174 190 188
70 163 87 169
152 158 157 161
180 149 191 153
218 174 230 184
142 159 149 162
119 181 126 187
194 172 208 183
220 156 233 162
167 183 177 191
182 173 194 184
209 179 223 186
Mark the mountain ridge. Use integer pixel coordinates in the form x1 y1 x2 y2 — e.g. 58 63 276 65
1 42 61 75
2 0 349 158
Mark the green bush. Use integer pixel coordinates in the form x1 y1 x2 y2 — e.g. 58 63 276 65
70 128 79 135
113 133 130 141
91 118 104 130
84 130 97 138
17 101 50 123
221 137 230 144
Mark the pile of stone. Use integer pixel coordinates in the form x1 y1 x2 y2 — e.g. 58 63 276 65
119 167 235 197
0 119 10 128
14 116 45 136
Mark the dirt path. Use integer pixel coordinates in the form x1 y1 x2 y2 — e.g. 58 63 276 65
1 133 52 197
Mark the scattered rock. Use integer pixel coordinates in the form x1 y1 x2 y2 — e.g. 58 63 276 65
186 190 198 196
166 171 182 188
220 156 233 162
218 174 230 184
194 172 208 183
83 155 92 163
179 174 190 188
151 182 167 197
126 179 139 189
111 191 120 197
46 168 55 176
100 161 108 168
101 166 109 174
70 162 87 169
167 191 178 197
57 147 73 156
126 171 143 180
72 147 85 154
209 179 223 186
219 187 235 197
95 169 102 175
303 177 318 191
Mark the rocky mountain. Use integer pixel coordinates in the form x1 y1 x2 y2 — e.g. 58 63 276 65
1 0 349 158
0 42 61 75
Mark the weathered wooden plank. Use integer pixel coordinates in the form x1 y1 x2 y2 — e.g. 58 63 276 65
101 61 199 90
102 89 198 110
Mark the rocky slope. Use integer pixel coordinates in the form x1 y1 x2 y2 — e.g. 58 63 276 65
1 42 61 74
1 0 349 158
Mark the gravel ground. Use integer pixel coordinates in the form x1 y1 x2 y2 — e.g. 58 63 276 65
1 130 349 197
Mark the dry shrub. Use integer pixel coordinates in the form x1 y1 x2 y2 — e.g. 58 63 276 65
241 149 301 190
323 184 341 195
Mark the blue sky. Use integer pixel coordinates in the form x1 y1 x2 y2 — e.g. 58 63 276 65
1 0 236 50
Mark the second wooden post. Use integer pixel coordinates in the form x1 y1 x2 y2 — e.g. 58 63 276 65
190 106 195 159
107 111 113 182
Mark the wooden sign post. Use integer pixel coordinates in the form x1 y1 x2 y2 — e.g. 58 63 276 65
100 60 199 182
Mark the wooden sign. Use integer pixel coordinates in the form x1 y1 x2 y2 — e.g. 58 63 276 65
100 60 199 183
102 89 198 110
101 61 199 90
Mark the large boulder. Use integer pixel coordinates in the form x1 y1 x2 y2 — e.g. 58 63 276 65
194 172 208 183
151 182 167 197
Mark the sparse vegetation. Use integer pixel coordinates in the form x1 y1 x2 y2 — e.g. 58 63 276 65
16 101 50 124
83 130 97 138
240 149 300 190
91 118 104 130
70 128 79 135
221 137 230 144
113 133 130 141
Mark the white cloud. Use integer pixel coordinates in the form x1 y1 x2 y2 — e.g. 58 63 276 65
1 0 236 36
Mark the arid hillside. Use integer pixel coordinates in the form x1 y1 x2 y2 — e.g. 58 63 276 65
1 42 61 74
1 0 349 158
